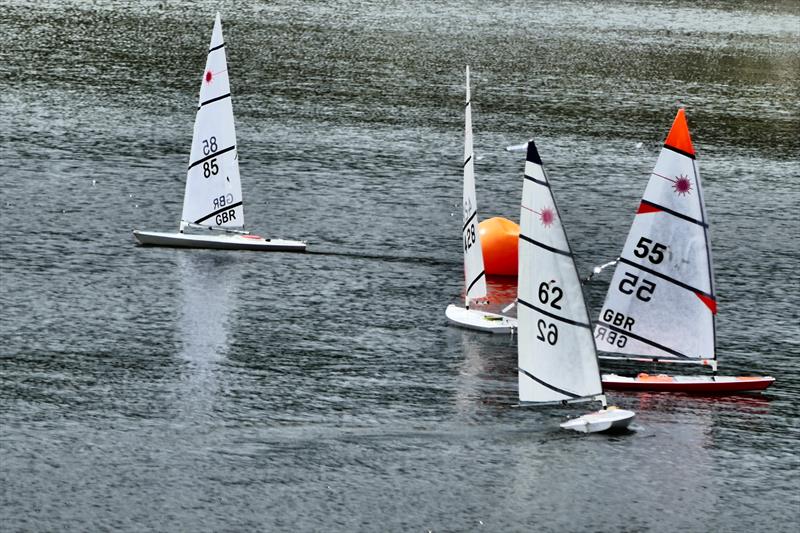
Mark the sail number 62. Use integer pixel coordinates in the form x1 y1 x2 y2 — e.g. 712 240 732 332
536 320 558 345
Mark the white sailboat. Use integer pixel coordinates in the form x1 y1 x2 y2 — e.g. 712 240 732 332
594 109 774 393
445 66 517 334
517 139 634 433
133 13 306 252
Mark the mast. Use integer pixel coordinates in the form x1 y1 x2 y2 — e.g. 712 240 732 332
461 65 487 309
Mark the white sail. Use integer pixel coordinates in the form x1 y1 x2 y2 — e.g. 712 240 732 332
180 13 244 230
518 140 603 403
594 109 716 363
461 66 487 306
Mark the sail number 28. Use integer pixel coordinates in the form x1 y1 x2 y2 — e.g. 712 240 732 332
463 224 477 252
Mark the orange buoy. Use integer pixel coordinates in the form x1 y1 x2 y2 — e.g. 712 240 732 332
479 216 519 276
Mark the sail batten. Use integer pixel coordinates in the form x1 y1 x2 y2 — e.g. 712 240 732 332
595 109 715 362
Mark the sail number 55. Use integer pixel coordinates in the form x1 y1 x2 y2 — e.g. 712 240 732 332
633 237 667 264
619 272 656 302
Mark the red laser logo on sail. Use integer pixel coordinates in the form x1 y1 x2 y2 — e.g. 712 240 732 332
673 174 692 196
204 70 213 84
540 207 555 227
521 205 556 228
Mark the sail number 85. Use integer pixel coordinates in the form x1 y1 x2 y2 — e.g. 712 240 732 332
202 136 218 155
203 158 219 178
463 224 476 252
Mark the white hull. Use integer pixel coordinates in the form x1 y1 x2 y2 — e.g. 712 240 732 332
445 303 517 334
559 407 636 433
133 230 306 252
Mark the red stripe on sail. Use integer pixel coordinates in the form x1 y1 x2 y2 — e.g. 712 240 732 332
637 202 662 215
696 292 717 314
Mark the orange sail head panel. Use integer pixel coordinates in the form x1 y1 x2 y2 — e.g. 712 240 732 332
664 108 695 157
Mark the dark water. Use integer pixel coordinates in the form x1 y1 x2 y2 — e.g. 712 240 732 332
1 1 799 531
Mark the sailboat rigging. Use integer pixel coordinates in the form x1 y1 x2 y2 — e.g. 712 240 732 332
594 109 774 393
445 66 517 334
517 139 634 433
133 13 306 252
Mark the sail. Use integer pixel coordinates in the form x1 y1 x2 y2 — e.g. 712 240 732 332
461 66 487 304
518 140 603 403
594 109 716 363
180 13 244 230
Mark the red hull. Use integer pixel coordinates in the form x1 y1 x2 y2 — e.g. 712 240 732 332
602 374 775 394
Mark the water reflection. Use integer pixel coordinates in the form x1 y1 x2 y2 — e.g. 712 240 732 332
176 252 242 363
173 251 242 420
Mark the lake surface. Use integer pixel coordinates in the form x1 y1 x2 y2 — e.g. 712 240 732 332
1 1 798 531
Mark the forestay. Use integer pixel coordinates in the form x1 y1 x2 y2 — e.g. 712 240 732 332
461 66 487 306
518 140 603 403
180 13 244 230
594 109 716 364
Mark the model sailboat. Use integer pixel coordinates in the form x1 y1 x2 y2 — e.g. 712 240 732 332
445 67 517 334
594 109 774 392
133 13 306 252
518 140 634 433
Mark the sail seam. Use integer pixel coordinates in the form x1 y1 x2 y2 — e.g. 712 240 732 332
463 155 472 168
466 271 486 293
187 145 236 170
208 42 225 53
198 92 231 109
518 367 581 399
664 144 696 160
524 175 549 187
462 211 477 232
194 201 243 225
596 321 691 359
640 199 708 228
617 257 714 299
519 234 570 257
518 298 591 329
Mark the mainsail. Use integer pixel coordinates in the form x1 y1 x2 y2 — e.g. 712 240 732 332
518 140 603 403
461 66 487 306
180 13 244 230
594 109 716 364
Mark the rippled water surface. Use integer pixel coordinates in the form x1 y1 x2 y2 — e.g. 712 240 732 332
1 1 798 531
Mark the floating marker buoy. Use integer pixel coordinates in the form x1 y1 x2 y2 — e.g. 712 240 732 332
478 216 519 276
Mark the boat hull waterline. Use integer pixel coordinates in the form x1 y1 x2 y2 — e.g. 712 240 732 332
601 373 775 393
559 407 636 434
133 230 306 252
445 304 517 334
